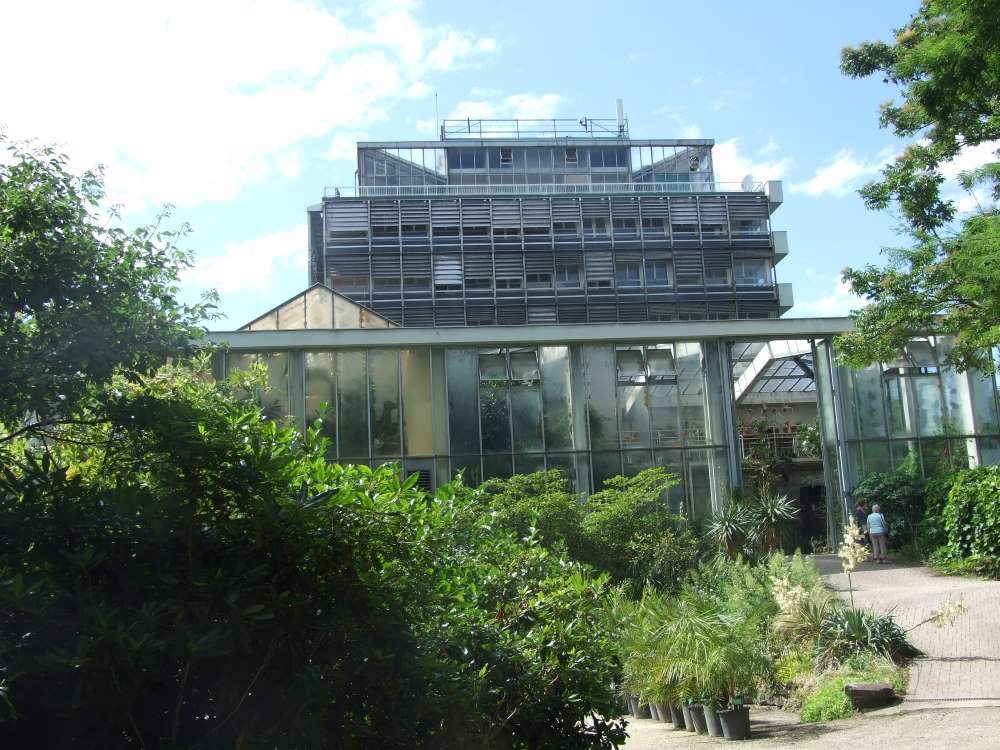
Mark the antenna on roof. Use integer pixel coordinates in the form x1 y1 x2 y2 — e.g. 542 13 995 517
615 98 625 136
435 92 440 139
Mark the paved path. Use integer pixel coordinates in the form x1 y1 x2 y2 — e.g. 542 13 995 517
622 557 1000 747
817 555 1000 709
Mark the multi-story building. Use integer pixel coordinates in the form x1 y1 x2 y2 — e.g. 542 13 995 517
213 115 1000 548
308 116 791 327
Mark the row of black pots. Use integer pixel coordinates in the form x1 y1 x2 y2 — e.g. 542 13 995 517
629 697 750 740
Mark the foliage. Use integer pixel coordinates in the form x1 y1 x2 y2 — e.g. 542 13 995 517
836 0 1000 373
0 138 215 436
477 469 582 553
796 421 822 458
943 465 1000 561
739 420 791 494
705 499 753 558
814 608 919 666
852 455 926 547
800 656 906 723
0 365 627 749
748 494 798 553
706 494 798 558
922 471 961 549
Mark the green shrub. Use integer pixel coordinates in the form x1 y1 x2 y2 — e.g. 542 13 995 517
0 366 626 749
815 608 919 665
477 470 582 552
853 458 925 548
943 465 1000 563
775 647 814 684
800 656 905 722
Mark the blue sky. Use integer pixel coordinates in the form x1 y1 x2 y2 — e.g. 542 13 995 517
4 0 991 327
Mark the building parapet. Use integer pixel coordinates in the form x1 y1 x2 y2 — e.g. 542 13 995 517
324 180 767 199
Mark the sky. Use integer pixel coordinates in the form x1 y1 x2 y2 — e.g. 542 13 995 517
2 0 994 328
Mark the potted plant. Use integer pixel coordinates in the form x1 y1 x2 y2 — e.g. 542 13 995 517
703 696 725 737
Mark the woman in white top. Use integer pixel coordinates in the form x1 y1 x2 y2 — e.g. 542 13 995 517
867 504 889 563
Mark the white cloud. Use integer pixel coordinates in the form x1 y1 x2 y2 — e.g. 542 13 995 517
939 139 1000 214
441 93 563 128
792 279 861 318
0 0 496 213
182 226 305 295
329 132 369 160
690 76 705 86
758 138 779 156
711 138 792 184
791 147 895 197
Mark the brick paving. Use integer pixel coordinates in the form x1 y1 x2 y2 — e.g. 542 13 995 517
817 555 1000 708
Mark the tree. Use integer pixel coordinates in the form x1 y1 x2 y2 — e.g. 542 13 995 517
0 137 215 437
835 0 1000 373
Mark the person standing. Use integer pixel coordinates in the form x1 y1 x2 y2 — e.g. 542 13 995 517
867 504 889 563
853 500 870 547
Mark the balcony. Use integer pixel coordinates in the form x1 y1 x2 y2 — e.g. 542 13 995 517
324 180 769 199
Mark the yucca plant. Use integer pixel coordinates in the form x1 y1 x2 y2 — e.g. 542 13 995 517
814 607 920 665
748 493 798 553
706 501 753 558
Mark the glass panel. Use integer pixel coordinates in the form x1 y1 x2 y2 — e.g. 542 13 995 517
654 449 686 513
913 376 944 437
514 453 546 474
277 295 306 329
890 439 917 471
260 352 289 421
884 374 915 437
510 349 540 381
978 437 1000 466
622 449 653 476
511 385 544 452
860 440 891 474
649 383 682 447
304 351 337 446
619 384 651 448
452 455 481 486
686 449 713 521
446 349 480 455
479 382 511 452
370 350 401 457
676 343 706 444
539 346 575 450
546 453 577 488
853 367 887 438
479 350 508 380
401 348 433 456
482 453 513 480
591 451 621 489
306 287 334 328
337 351 369 458
616 347 645 382
582 346 618 450
647 345 676 378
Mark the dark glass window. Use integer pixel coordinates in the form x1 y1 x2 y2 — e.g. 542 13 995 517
615 262 641 287
565 147 578 165
554 264 581 288
466 277 492 290
496 278 523 289
403 275 430 290
526 273 552 289
645 260 672 287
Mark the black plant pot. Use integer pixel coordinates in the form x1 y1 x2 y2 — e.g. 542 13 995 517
635 700 652 719
681 704 696 731
719 706 751 740
627 695 638 717
689 703 708 734
668 703 684 729
654 702 668 722
704 704 724 737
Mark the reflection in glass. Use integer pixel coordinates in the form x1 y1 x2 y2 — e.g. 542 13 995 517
654 449 686 513
479 382 511 452
401 348 433 455
338 351 369 458
622 449 653 476
619 384 651 448
447 350 480 455
591 451 621 489
854 367 887 438
539 346 575 450
582 346 618 449
370 350 401 456
304 351 337 446
546 453 576 488
229 352 289 422
676 343 706 444
913 376 944 437
514 453 546 475
511 386 544 451
482 453 513 480
649 384 681 447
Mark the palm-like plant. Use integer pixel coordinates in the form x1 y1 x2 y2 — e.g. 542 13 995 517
748 494 798 553
706 501 753 558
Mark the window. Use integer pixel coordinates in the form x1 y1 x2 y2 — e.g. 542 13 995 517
705 267 732 286
613 217 638 235
553 221 579 237
496 277 523 289
373 160 386 177
493 227 521 237
465 277 492 290
401 224 428 237
526 273 552 289
554 263 581 288
733 259 770 286
616 347 646 383
500 147 513 166
403 275 430 290
587 277 612 289
615 262 641 287
582 217 608 237
645 260 672 287
332 275 369 292
433 226 460 238
510 349 540 381
565 147 578 165
373 277 400 290
371 225 399 237
641 217 667 235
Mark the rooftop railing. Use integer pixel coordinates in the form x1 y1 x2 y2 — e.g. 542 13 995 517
441 117 627 140
324 181 766 199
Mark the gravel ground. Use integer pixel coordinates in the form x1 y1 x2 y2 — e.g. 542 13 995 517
620 705 1000 749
